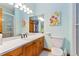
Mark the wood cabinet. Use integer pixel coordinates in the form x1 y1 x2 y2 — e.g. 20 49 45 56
23 36 44 56
3 47 23 56
23 43 34 56
3 36 44 56
29 19 35 33
34 37 44 55
0 8 2 33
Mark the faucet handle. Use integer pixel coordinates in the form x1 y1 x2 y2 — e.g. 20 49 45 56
20 34 23 38
25 33 27 38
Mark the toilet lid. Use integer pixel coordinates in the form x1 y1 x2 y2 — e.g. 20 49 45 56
51 47 63 56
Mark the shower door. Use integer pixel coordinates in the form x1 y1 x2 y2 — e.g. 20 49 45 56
2 13 14 38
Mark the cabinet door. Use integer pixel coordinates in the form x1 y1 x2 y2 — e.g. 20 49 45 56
32 43 37 56
29 20 35 33
32 42 41 56
23 44 33 56
3 47 23 56
23 42 40 56
36 40 41 55
34 37 44 55
40 38 44 51
38 37 44 54
0 8 2 33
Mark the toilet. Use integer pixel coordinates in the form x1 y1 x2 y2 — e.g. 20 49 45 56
49 37 64 56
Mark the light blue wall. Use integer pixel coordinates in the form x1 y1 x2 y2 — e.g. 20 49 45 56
14 8 29 35
14 4 36 35
34 3 73 54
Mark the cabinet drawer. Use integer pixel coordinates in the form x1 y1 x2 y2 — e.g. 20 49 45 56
3 47 23 56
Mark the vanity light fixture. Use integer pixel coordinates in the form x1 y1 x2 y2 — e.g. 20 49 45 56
26 10 33 14
18 3 24 10
22 5 27 12
9 3 33 14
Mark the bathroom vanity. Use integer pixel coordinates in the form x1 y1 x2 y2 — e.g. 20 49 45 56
0 33 44 56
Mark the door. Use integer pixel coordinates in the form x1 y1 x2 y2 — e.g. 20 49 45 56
29 19 34 33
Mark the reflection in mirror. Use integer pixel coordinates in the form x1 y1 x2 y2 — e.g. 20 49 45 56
0 8 2 39
0 3 15 38
2 13 14 38
0 3 29 38
0 3 44 39
29 15 44 33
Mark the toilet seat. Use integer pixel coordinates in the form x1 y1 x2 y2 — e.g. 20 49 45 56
50 47 63 56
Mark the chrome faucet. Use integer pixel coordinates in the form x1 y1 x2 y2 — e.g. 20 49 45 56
24 33 27 38
21 33 27 38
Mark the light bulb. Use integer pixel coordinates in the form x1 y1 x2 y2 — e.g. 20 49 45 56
26 8 30 11
27 11 30 14
29 10 32 13
14 4 19 8
20 7 23 10
24 9 27 12
22 5 26 9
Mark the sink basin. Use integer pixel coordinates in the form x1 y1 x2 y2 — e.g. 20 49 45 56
27 33 37 36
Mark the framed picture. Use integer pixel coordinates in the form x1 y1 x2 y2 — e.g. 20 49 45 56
22 18 26 27
50 11 61 26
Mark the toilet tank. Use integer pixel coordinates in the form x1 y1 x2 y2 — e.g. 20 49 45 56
51 37 64 48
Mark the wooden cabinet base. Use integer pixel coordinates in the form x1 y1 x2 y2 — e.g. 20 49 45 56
3 47 23 56
23 36 44 56
3 36 44 56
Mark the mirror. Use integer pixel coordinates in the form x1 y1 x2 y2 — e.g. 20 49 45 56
0 3 44 38
0 3 29 38
2 12 14 38
29 15 44 33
